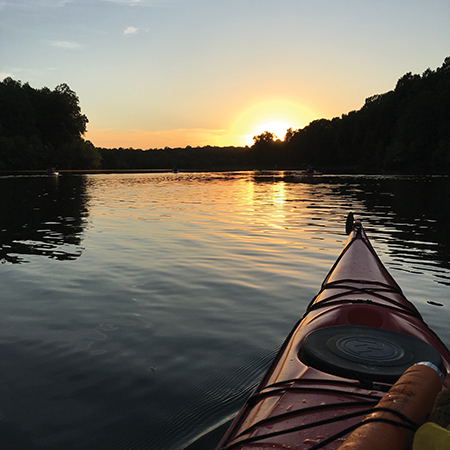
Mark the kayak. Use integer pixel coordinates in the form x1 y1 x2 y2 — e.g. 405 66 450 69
215 215 450 450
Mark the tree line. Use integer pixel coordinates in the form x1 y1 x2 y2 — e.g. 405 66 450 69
278 56 450 173
1 56 449 173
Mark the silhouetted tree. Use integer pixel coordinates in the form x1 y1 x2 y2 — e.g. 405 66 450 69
0 78 99 169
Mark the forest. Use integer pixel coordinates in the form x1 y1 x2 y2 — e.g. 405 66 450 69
1 57 449 173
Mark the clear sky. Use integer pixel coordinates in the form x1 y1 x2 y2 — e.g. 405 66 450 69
1 0 449 149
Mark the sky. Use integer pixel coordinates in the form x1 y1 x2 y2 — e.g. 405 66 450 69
1 0 449 149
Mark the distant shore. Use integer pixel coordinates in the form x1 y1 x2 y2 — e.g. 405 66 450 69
0 168 174 175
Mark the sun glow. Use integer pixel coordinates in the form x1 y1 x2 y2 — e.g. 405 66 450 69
230 99 317 147
252 121 292 141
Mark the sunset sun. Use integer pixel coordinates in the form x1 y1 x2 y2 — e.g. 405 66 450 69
229 99 317 147
253 121 292 141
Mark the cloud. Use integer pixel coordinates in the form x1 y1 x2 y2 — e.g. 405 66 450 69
101 0 142 5
3 0 72 9
99 0 179 6
50 40 83 49
0 0 176 11
45 0 72 6
124 26 138 35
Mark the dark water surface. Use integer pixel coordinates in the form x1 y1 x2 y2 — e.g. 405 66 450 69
1 172 449 449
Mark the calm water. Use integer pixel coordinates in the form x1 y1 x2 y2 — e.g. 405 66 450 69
1 171 450 450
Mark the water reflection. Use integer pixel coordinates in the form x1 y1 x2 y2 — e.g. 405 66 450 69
326 176 450 283
2 172 449 280
0 175 89 263
247 171 450 285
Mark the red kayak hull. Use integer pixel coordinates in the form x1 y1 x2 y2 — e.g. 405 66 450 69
215 220 450 450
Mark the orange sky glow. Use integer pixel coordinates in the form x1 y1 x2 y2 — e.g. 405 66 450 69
86 97 319 149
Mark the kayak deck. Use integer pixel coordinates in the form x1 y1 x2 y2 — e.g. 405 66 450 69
216 220 450 450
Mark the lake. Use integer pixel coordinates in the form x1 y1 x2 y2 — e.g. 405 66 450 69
1 171 449 449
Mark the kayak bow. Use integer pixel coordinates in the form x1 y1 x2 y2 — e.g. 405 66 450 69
215 217 450 450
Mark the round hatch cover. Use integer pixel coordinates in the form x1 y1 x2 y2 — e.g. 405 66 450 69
299 325 443 383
